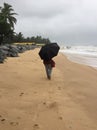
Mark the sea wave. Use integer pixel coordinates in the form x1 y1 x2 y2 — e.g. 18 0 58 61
60 45 97 69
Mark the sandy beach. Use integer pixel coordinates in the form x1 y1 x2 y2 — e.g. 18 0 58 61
0 48 97 130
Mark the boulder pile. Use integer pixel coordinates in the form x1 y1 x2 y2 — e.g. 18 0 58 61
0 44 37 63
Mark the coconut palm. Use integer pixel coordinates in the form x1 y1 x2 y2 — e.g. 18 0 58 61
0 3 17 29
0 3 17 44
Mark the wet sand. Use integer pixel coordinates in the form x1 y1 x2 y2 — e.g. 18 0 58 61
0 48 97 130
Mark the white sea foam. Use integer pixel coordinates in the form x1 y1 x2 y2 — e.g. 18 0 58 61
60 45 97 69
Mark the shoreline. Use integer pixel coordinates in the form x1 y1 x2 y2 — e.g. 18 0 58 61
60 51 97 69
0 48 97 130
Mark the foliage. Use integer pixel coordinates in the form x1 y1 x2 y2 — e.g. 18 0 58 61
0 3 17 45
13 33 51 44
0 2 51 45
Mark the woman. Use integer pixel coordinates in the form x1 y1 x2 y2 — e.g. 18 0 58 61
43 59 55 80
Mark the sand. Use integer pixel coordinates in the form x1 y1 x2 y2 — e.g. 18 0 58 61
0 48 97 130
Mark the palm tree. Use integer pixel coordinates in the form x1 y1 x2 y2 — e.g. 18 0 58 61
1 3 17 29
0 3 17 44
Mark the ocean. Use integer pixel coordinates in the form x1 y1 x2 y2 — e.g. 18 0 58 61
60 45 97 69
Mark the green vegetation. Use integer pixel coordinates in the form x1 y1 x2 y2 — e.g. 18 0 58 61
0 3 17 45
0 3 51 45
13 33 51 45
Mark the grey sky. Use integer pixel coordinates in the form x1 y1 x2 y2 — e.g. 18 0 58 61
0 0 97 45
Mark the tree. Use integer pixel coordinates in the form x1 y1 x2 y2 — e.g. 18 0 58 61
16 32 24 42
0 3 17 45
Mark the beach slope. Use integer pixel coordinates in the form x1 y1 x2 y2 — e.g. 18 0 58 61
0 48 97 130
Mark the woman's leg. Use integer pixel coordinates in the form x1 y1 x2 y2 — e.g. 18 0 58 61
45 64 52 79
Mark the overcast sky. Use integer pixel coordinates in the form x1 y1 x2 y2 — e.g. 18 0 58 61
0 0 97 45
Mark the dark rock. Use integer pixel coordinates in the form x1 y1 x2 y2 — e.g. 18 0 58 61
0 49 7 63
7 45 19 57
0 44 37 63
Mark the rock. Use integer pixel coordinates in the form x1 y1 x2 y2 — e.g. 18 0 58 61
7 45 19 57
0 49 7 63
0 43 37 63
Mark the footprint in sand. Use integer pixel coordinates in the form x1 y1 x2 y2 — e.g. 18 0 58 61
19 92 24 96
42 101 58 109
33 123 39 129
0 115 6 122
43 102 46 105
48 101 58 109
58 116 63 120
0 115 19 126
1 118 6 122
10 122 19 126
